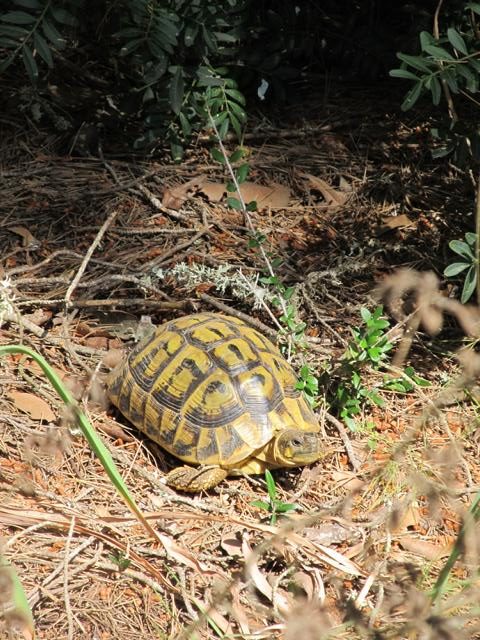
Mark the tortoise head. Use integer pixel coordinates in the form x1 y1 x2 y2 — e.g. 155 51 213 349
272 429 322 467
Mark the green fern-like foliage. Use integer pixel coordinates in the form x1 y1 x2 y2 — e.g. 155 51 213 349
114 0 248 157
0 0 80 83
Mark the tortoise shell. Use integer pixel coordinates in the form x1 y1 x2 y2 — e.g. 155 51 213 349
107 313 320 471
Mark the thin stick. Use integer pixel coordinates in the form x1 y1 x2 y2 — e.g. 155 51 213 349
64 208 119 306
325 411 361 472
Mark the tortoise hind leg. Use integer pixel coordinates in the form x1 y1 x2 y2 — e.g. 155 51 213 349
165 465 228 492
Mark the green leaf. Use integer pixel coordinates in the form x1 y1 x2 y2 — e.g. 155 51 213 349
236 163 249 183
447 28 468 55
0 556 35 638
210 147 226 164
33 31 53 68
51 7 78 27
265 469 276 500
0 344 159 542
42 18 66 49
461 265 477 303
424 44 455 61
22 44 38 83
218 118 229 139
444 262 470 277
170 140 184 162
275 502 298 513
457 65 478 92
389 68 420 81
246 200 257 212
251 499 271 511
184 22 199 47
178 111 192 138
396 52 433 72
430 76 441 105
169 66 184 115
119 38 144 57
0 24 29 37
465 232 477 246
401 81 423 111
449 239 474 259
419 30 435 51
442 68 459 93
229 148 244 163
466 2 480 15
229 112 242 140
225 88 246 105
360 308 371 323
211 110 228 126
227 196 242 210
229 100 247 122
1 10 36 24
13 0 41 8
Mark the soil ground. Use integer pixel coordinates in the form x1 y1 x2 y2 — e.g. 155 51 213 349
1 85 480 639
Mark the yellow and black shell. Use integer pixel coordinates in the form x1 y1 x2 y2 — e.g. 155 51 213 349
107 313 319 470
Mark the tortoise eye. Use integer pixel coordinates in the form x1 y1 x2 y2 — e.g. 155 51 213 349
291 437 303 448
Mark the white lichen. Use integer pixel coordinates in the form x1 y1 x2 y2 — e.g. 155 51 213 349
0 276 15 327
152 262 275 310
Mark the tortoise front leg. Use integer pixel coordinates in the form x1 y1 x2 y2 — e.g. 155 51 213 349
165 465 228 492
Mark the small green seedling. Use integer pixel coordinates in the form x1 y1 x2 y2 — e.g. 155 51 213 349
346 306 392 365
332 306 392 430
251 469 299 524
444 232 477 303
383 366 430 393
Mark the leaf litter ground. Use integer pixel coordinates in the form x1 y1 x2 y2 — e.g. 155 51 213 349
1 88 480 639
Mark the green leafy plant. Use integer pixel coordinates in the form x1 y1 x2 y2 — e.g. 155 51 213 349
295 364 319 407
0 0 76 83
444 232 477 303
332 307 393 430
390 23 479 113
389 3 480 164
382 366 431 393
251 470 299 525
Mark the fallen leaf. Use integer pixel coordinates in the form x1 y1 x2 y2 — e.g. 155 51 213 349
200 181 226 202
399 537 451 560
242 534 290 613
301 173 348 207
162 176 207 210
390 503 421 533
377 213 415 235
7 391 56 422
8 226 41 250
331 470 365 492
158 533 217 575
200 181 291 210
220 531 243 558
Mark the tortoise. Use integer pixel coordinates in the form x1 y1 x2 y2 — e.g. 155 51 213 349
107 313 323 491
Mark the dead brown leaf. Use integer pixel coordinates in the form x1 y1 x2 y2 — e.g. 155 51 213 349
220 531 242 558
242 535 290 613
301 173 349 207
8 226 41 250
399 536 451 560
200 182 226 202
7 391 56 422
200 181 291 210
162 176 207 210
377 213 416 235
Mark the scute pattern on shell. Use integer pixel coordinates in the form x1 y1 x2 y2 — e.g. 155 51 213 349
107 313 319 468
